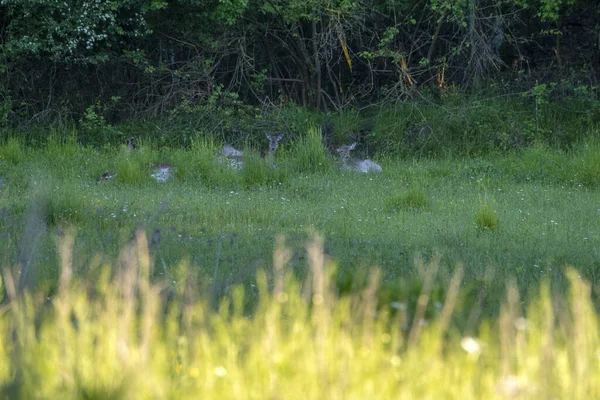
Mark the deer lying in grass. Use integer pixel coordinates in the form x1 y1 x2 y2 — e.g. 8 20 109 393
218 144 244 170
220 144 243 157
336 143 383 173
151 162 175 182
218 133 284 170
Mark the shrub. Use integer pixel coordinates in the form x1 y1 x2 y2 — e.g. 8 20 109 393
79 101 123 145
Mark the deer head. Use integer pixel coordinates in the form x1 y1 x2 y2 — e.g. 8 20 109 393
265 132 284 155
336 142 357 158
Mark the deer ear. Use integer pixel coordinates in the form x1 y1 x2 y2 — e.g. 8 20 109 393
265 132 271 139
349 143 357 150
277 134 284 140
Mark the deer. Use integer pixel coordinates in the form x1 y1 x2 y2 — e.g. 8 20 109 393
218 144 244 170
151 162 175 182
126 136 137 152
218 133 284 170
220 144 243 157
264 132 284 168
336 143 383 173
265 132 284 157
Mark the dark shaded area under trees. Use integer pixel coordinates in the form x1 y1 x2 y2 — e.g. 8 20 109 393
0 0 598 128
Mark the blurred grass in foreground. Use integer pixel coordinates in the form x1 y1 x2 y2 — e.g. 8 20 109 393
0 232 598 399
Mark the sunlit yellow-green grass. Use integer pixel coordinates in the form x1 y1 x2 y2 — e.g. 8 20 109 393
0 232 598 399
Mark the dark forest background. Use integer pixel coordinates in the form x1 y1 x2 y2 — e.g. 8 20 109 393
0 0 599 151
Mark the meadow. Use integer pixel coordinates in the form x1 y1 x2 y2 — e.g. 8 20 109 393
1 127 599 312
1 125 600 397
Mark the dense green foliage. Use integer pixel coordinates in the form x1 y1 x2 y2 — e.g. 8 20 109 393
0 0 598 126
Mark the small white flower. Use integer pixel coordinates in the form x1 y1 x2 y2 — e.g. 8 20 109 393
461 337 481 354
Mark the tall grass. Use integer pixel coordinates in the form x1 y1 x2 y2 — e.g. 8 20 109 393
0 232 599 398
2 93 599 158
240 150 286 187
288 125 331 173
0 137 25 165
173 138 235 186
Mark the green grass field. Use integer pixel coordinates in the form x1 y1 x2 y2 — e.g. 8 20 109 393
1 133 599 308
1 130 600 397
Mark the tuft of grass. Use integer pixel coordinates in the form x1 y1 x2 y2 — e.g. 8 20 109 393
329 109 363 144
240 151 271 187
384 188 431 212
45 184 88 226
116 158 149 185
46 131 79 160
475 202 499 232
289 126 331 173
500 143 567 183
180 138 239 187
240 151 286 188
0 137 25 165
572 140 600 187
279 104 325 136
113 145 156 185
